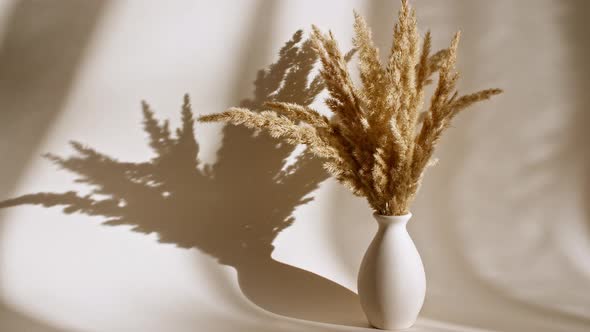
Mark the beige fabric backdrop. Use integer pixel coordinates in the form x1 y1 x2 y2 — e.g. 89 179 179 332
0 1 588 331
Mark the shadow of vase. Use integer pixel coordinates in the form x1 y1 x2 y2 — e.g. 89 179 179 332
0 31 367 327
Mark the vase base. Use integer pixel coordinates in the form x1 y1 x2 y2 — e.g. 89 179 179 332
369 321 415 330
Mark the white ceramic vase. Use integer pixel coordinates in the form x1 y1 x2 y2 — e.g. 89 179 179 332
357 213 426 330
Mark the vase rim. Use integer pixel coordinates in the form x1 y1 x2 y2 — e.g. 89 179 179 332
372 212 413 224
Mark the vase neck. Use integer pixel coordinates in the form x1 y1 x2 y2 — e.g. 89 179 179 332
373 213 412 228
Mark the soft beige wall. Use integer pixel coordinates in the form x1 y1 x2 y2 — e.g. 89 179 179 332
0 1 588 331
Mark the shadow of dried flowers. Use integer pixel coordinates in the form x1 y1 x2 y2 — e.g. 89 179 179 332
0 31 366 327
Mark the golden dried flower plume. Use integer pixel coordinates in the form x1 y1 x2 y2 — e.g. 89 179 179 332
200 0 502 215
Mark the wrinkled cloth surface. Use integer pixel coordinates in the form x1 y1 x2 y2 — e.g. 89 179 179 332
0 1 588 331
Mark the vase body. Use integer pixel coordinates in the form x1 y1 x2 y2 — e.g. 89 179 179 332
357 213 425 330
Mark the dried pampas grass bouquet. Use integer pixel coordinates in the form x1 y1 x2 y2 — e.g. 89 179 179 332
200 0 501 217
201 0 501 328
